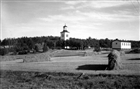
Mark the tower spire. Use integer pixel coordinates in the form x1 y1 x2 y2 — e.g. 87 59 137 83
63 24 67 31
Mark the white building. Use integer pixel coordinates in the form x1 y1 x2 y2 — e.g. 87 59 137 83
112 39 131 50
60 24 70 41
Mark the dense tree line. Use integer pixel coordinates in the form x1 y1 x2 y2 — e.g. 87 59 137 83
0 36 140 55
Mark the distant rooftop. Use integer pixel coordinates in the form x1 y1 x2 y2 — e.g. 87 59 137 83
61 30 69 33
113 39 131 43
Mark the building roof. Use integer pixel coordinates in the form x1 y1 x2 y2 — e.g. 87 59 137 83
63 24 67 28
113 39 131 43
113 39 121 42
61 30 69 33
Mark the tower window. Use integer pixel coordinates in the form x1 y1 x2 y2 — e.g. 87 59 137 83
61 34 64 37
66 34 68 37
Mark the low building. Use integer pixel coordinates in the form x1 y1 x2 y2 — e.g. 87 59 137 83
112 39 131 50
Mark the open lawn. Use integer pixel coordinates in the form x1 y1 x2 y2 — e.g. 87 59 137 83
0 50 140 89
0 50 140 74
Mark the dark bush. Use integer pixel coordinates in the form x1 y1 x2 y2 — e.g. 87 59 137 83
18 50 29 55
94 47 101 52
0 48 9 56
43 43 49 52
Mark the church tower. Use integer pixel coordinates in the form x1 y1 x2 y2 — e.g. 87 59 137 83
60 24 70 40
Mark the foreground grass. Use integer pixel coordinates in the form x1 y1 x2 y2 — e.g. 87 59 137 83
0 70 140 89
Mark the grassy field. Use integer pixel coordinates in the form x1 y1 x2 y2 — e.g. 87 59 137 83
0 52 51 62
0 49 140 89
0 50 87 62
0 70 140 89
51 50 87 57
0 50 140 73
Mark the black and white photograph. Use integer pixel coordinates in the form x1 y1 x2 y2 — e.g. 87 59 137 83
0 0 140 89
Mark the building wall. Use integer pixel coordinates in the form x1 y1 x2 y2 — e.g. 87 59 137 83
121 42 131 49
112 40 131 50
61 32 69 40
61 33 64 40
64 33 69 40
112 41 121 49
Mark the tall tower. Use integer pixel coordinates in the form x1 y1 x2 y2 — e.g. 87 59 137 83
60 24 70 40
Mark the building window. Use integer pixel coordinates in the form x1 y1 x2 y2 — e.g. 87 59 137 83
61 34 64 37
66 34 68 37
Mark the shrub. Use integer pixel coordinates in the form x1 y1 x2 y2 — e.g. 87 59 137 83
94 47 101 52
43 44 49 52
0 48 9 56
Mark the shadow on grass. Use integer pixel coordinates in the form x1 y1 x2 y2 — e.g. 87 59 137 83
127 58 140 60
76 64 108 70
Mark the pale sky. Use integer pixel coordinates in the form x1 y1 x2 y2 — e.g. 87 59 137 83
0 0 140 40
